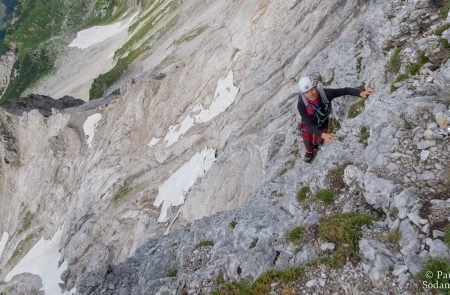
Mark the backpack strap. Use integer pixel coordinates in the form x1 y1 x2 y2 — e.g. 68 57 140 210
316 82 329 105
301 94 309 107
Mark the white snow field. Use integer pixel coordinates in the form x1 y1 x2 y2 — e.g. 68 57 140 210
83 113 102 147
163 70 239 146
69 15 135 49
0 231 9 259
153 147 216 222
5 230 68 295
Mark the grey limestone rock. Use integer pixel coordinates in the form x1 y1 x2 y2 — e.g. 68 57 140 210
427 239 450 259
392 264 408 277
404 254 426 275
363 173 397 209
393 189 417 219
320 243 335 251
294 246 318 265
399 220 419 256
420 150 430 161
416 140 436 149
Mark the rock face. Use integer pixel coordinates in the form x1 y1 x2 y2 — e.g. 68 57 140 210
0 50 16 97
0 0 449 294
76 203 301 295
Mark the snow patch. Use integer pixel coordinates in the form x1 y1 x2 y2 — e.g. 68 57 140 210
153 147 216 222
5 230 67 295
0 231 9 259
63 287 77 295
164 116 195 147
69 14 137 49
83 113 102 147
194 70 240 123
163 70 239 146
147 137 161 147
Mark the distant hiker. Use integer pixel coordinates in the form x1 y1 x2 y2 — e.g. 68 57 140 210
296 76 374 163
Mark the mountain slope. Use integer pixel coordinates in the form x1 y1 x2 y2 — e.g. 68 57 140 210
0 0 138 102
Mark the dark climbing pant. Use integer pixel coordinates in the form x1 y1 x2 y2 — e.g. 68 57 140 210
300 123 328 154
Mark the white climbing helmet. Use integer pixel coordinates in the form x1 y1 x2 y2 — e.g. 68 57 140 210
298 76 316 93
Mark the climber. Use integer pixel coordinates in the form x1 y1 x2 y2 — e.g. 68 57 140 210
296 76 374 163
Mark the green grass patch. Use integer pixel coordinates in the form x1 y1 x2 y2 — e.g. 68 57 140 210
175 25 208 45
442 38 450 49
7 233 38 266
90 51 136 99
441 1 450 18
252 267 302 294
90 14 179 99
327 117 341 134
326 248 351 268
17 210 34 235
157 52 178 70
306 248 349 269
0 0 131 102
153 14 179 41
112 184 132 203
216 270 226 286
394 72 409 83
129 0 166 32
435 24 450 36
211 267 303 295
296 186 310 202
2 44 57 102
193 240 214 250
312 212 375 268
141 0 157 10
167 268 178 277
417 259 450 292
408 63 421 75
359 126 370 144
380 228 401 244
249 238 258 249
314 188 335 205
390 51 429 90
347 99 366 118
3 0 64 50
356 56 363 75
116 0 179 59
319 212 375 252
111 88 121 96
287 226 304 242
0 0 65 100
417 51 430 66
229 220 237 229
389 48 402 73
211 279 253 295
83 1 130 28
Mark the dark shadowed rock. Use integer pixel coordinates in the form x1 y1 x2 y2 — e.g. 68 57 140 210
1 94 85 117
